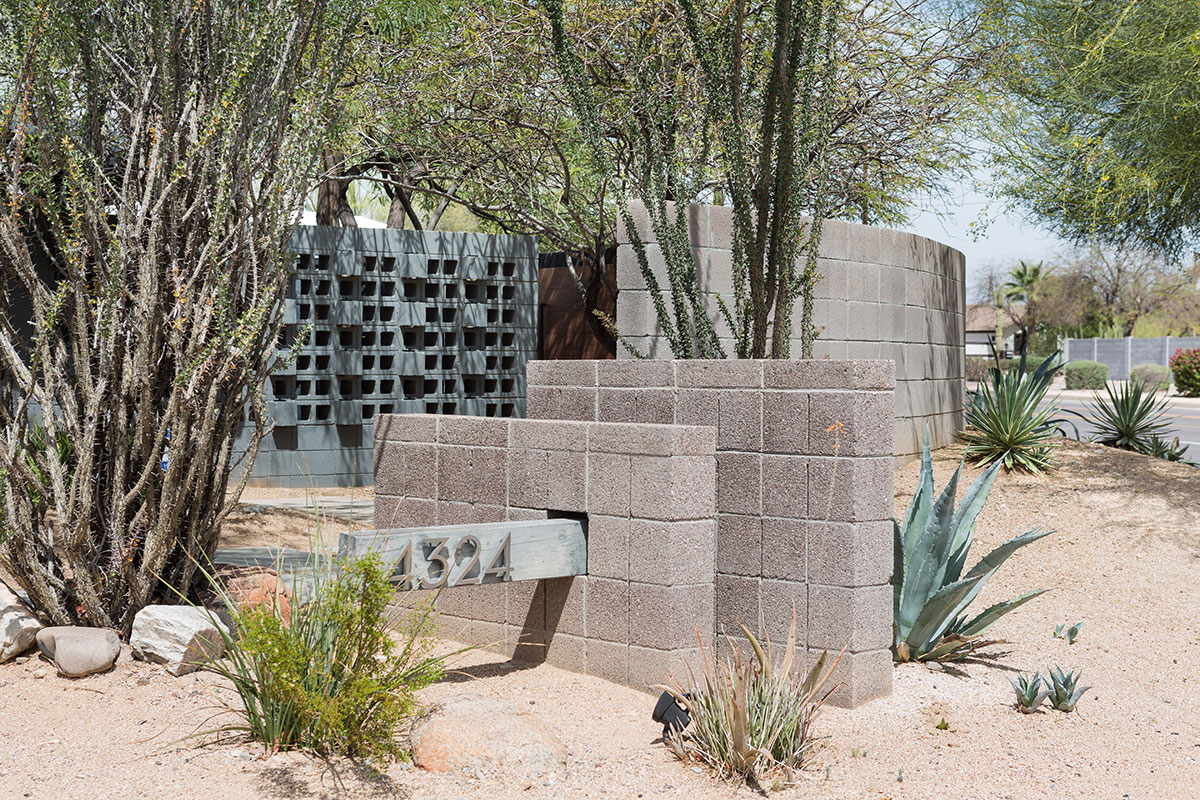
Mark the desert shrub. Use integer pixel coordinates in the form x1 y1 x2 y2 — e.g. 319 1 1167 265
1046 666 1090 712
966 357 1011 381
662 617 839 789
1129 362 1171 391
893 431 1050 662
1064 360 1108 390
204 553 448 760
960 351 1067 472
1087 381 1174 453
1169 348 1200 396
1009 673 1050 713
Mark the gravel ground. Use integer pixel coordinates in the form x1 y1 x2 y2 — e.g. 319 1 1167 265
2 438 1197 799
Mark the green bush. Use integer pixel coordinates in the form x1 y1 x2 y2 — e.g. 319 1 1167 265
1129 362 1171 391
960 351 1066 472
1088 381 1176 455
1064 360 1108 390
204 553 448 760
1169 348 1200 396
894 430 1050 662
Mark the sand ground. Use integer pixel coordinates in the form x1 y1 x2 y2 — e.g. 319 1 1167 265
1 438 1197 799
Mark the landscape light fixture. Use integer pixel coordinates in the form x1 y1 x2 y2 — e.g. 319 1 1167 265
651 691 691 739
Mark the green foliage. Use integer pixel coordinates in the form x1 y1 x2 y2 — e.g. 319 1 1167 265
663 616 840 787
1087 381 1173 454
1008 672 1050 713
1052 622 1082 644
204 554 447 759
892 431 1051 662
988 0 1200 255
1146 436 1192 464
1129 363 1171 392
960 352 1067 473
1169 348 1200 396
1064 361 1108 390
1046 666 1091 712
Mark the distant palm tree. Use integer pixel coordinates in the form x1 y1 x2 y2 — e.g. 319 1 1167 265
1003 260 1045 351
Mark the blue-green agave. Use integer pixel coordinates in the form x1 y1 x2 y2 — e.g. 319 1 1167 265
893 432 1052 662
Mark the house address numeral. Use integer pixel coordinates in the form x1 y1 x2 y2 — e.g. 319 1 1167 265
389 533 512 589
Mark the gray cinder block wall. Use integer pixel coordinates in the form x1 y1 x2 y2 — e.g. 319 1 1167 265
526 358 895 706
614 202 964 462
235 226 538 487
1063 335 1200 380
373 413 719 690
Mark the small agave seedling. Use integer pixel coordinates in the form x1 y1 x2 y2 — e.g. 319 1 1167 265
1008 672 1050 713
1046 666 1091 712
1066 622 1082 644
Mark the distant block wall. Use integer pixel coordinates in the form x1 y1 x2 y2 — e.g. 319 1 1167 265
373 413 718 688
527 359 894 706
613 202 964 462
236 226 538 487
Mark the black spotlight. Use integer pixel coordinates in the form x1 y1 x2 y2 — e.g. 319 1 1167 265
651 691 691 739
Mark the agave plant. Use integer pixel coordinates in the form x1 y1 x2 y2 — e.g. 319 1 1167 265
661 612 840 787
1088 381 1173 453
1009 672 1050 713
893 432 1052 662
960 351 1068 473
1146 435 1192 464
1046 666 1091 712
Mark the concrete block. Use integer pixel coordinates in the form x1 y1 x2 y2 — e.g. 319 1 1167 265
616 241 668 293
716 514 762 577
587 514 631 580
806 455 892 523
374 442 437 498
375 413 437 443
811 299 848 340
596 359 675 388
847 263 880 303
587 422 714 457
848 224 881 264
817 218 850 260
436 501 506 526
544 576 586 637
761 455 808 518
762 391 809 455
507 580 546 631
374 495 440 528
586 639 629 685
700 249 735 295
763 359 848 390
598 387 675 425
436 446 507 505
708 204 735 250
846 301 882 342
628 519 717 585
821 648 892 708
719 390 762 451
807 520 893 587
629 646 701 690
675 359 762 389
760 579 808 644
510 419 589 453
630 455 716 521
629 583 714 650
508 448 586 513
525 386 597 422
437 415 509 448
760 517 807 581
507 507 549 522
586 453 632 517
585 577 630 643
717 452 761 515
813 258 848 300
807 583 892 653
676 388 719 432
527 360 598 389
716 574 760 637
808 390 894 457
539 632 585 672
436 582 508 624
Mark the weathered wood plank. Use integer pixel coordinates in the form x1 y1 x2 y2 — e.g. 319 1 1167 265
338 519 586 588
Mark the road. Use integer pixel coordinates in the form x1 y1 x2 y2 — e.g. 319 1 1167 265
1045 393 1200 454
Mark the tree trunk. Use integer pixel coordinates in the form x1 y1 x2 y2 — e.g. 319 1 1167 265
316 150 357 227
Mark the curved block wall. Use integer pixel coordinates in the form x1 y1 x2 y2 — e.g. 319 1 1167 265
614 202 965 460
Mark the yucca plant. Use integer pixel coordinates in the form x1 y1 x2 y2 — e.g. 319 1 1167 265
1009 672 1050 713
1046 666 1091 712
661 613 840 790
960 351 1067 473
1147 436 1192 464
1088 381 1173 453
893 431 1052 662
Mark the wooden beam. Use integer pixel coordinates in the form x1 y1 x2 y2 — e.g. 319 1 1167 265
338 519 586 589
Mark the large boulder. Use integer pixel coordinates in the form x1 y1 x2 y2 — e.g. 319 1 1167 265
130 605 228 676
411 694 568 777
36 626 121 677
1 582 43 662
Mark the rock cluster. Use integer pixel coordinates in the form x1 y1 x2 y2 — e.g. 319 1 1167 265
36 627 121 677
1 582 42 662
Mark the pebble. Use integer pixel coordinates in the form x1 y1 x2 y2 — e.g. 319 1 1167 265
33 669 46 679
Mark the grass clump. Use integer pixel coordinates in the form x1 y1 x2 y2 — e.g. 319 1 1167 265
1064 360 1108 390
960 351 1067 473
661 615 840 792
204 553 447 760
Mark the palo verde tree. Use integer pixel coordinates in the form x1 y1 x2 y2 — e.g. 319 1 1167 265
544 0 845 359
0 0 359 631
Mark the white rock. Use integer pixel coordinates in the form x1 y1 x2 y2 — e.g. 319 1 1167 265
130 605 228 676
36 627 121 677
1 582 42 662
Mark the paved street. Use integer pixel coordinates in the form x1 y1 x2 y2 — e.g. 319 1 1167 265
1045 391 1200 454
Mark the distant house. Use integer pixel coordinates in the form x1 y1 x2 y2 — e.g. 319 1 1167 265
965 303 1025 358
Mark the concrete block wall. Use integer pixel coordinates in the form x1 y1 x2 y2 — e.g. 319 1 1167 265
526 359 895 706
236 225 538 487
614 202 964 462
373 413 718 688
1064 335 1200 381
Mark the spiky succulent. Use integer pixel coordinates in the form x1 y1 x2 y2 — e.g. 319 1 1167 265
893 430 1052 662
1009 672 1050 713
960 351 1067 473
1053 622 1083 644
1047 666 1091 712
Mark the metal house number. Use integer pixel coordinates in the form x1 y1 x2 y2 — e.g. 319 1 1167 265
389 533 513 589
